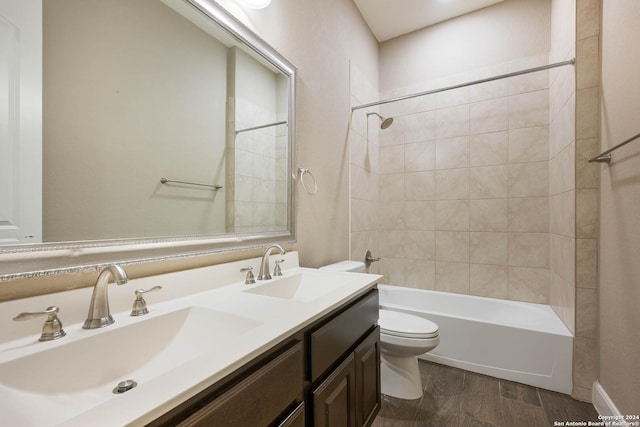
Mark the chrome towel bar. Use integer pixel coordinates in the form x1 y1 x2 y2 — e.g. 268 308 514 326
160 178 222 190
589 132 640 164
235 120 287 134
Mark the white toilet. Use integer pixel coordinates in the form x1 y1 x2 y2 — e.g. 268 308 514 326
320 260 440 400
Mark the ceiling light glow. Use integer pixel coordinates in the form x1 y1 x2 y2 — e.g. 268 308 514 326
238 0 271 9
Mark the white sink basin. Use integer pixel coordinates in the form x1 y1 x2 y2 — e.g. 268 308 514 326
243 272 350 302
0 306 261 394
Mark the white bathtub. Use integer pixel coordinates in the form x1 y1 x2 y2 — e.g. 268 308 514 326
378 284 573 394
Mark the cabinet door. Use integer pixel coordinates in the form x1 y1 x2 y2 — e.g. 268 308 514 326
354 327 381 427
313 354 356 427
277 402 305 427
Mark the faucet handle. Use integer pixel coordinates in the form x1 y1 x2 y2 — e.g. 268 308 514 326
274 259 285 276
240 266 256 284
13 306 66 341
364 250 381 268
130 286 162 316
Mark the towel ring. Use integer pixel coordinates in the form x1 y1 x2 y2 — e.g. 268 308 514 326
296 168 318 195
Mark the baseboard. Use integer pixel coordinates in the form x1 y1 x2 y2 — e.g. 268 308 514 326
592 381 622 416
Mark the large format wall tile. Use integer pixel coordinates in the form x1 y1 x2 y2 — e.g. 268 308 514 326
470 232 508 265
508 162 549 197
436 136 470 169
470 97 509 135
436 104 470 139
470 131 508 166
435 261 470 294
354 55 555 305
404 140 436 172
509 89 550 128
470 264 509 298
508 266 550 303
470 199 509 231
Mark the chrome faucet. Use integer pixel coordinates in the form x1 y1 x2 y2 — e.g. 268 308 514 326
83 264 128 329
258 244 286 280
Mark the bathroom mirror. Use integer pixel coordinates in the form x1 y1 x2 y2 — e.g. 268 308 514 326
0 0 296 279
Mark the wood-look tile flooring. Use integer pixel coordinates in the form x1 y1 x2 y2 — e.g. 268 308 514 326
372 361 599 427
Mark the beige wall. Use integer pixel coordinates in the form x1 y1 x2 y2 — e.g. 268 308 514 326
379 0 551 92
599 0 640 414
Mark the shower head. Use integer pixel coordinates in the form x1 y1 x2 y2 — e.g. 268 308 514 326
380 116 394 129
367 112 394 130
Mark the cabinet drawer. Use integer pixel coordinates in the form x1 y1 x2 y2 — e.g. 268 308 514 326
177 341 303 427
310 289 378 382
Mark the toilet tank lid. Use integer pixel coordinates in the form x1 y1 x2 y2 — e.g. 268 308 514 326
319 260 365 272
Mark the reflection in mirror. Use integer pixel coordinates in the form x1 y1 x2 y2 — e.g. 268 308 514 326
227 48 290 234
42 0 289 242
0 0 295 279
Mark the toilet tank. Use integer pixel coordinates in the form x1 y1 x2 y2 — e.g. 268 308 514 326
319 260 366 273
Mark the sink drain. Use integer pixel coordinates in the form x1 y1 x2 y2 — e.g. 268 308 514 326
113 379 137 394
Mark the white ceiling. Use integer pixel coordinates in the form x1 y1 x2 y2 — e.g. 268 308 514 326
353 0 505 42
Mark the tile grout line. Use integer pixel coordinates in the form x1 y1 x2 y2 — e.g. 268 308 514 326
536 387 553 425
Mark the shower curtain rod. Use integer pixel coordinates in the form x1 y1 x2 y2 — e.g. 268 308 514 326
351 58 576 111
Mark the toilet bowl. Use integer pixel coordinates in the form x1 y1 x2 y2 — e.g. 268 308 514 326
379 309 439 399
320 260 440 400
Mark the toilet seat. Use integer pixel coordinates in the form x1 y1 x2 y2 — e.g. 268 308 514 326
379 309 439 339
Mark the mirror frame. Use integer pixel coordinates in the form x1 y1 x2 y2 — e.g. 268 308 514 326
0 0 297 281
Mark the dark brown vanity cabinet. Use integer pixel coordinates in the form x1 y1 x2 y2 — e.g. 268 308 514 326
354 326 381 427
279 402 306 427
312 354 357 426
311 328 380 427
149 287 380 427
150 340 305 427
308 289 381 427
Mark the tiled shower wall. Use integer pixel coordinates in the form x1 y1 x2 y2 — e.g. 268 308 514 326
227 48 289 233
549 0 601 402
350 63 380 264
353 55 554 304
351 1 600 402
549 0 577 334
230 99 288 233
572 0 601 403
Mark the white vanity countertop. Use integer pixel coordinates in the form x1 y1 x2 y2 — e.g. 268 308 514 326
0 252 381 427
